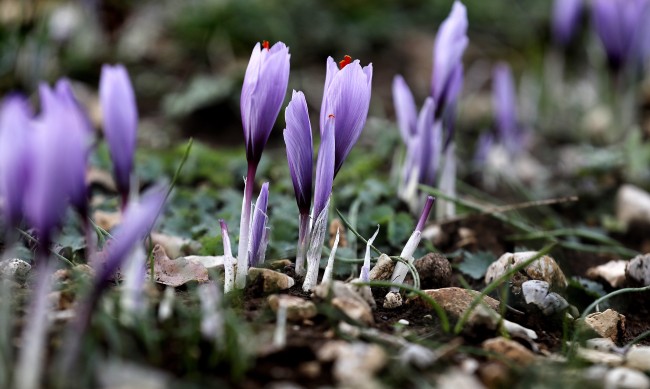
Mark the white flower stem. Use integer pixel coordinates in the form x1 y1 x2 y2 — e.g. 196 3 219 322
295 213 310 276
235 165 256 289
321 227 340 284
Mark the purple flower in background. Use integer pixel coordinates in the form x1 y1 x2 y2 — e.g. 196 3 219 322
552 0 583 46
283 90 313 275
284 91 313 215
431 1 468 120
0 95 32 228
241 41 291 166
492 63 519 153
473 131 495 167
320 55 372 176
248 182 269 267
415 98 440 188
100 64 138 206
392 75 418 143
40 80 92 216
592 0 650 72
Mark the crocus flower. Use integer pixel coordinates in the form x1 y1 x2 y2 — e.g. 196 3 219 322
492 63 523 155
0 95 32 229
592 0 650 72
551 0 583 46
473 131 495 167
40 80 92 217
389 196 434 293
100 64 138 206
303 115 335 292
237 41 290 288
248 182 270 268
431 1 468 121
63 183 166 372
392 75 418 144
320 55 372 176
283 90 313 275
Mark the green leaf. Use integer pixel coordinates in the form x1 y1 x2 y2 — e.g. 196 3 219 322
457 251 495 280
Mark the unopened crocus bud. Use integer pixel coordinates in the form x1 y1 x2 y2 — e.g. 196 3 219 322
0 95 32 228
100 64 138 206
284 91 313 216
392 75 418 144
320 55 372 176
492 63 520 155
431 1 468 119
241 41 291 167
551 0 583 46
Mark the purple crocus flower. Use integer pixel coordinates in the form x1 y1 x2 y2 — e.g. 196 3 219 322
237 41 290 288
0 95 32 229
100 64 138 206
241 41 291 167
415 98 440 188
63 183 165 372
248 182 269 267
284 91 313 215
283 90 313 275
473 131 495 167
320 55 372 176
552 0 583 46
592 0 650 72
431 1 468 120
40 80 92 217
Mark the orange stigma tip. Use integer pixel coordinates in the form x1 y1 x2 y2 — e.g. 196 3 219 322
262 40 270 50
328 114 335 118
338 55 352 69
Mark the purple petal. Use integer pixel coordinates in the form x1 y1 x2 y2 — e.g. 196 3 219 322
313 115 335 220
96 184 166 283
414 98 439 187
283 90 313 215
241 41 291 165
392 75 418 143
416 196 435 231
320 59 373 176
100 64 138 199
248 182 269 267
432 1 468 114
0 95 33 227
552 0 583 46
473 131 495 167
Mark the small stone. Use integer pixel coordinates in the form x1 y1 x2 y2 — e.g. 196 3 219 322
604 367 650 389
482 337 535 365
437 368 486 389
521 280 569 315
576 348 625 366
383 291 402 308
586 260 628 288
0 258 31 281
332 296 374 325
616 184 650 228
298 361 320 379
318 341 386 389
626 254 650 286
479 361 511 389
585 309 626 342
267 295 317 322
267 259 292 270
248 268 295 294
411 287 500 320
485 251 567 290
625 347 650 372
412 253 452 289
151 232 200 259
348 279 376 309
586 338 625 354
398 319 409 326
369 254 394 281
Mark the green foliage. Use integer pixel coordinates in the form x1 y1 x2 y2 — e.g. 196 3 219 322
457 251 496 280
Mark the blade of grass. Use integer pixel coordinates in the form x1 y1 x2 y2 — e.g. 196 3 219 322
335 208 381 255
16 229 74 267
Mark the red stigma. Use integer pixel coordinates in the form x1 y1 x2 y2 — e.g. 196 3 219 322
338 55 352 69
328 114 335 118
262 40 270 50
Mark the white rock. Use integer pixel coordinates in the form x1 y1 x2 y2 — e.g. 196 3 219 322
383 291 402 309
398 319 409 326
626 347 650 372
0 258 31 280
604 367 650 389
626 254 650 286
585 309 625 342
587 260 628 288
437 368 486 389
184 255 225 269
617 184 650 228
586 338 625 354
577 348 625 366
